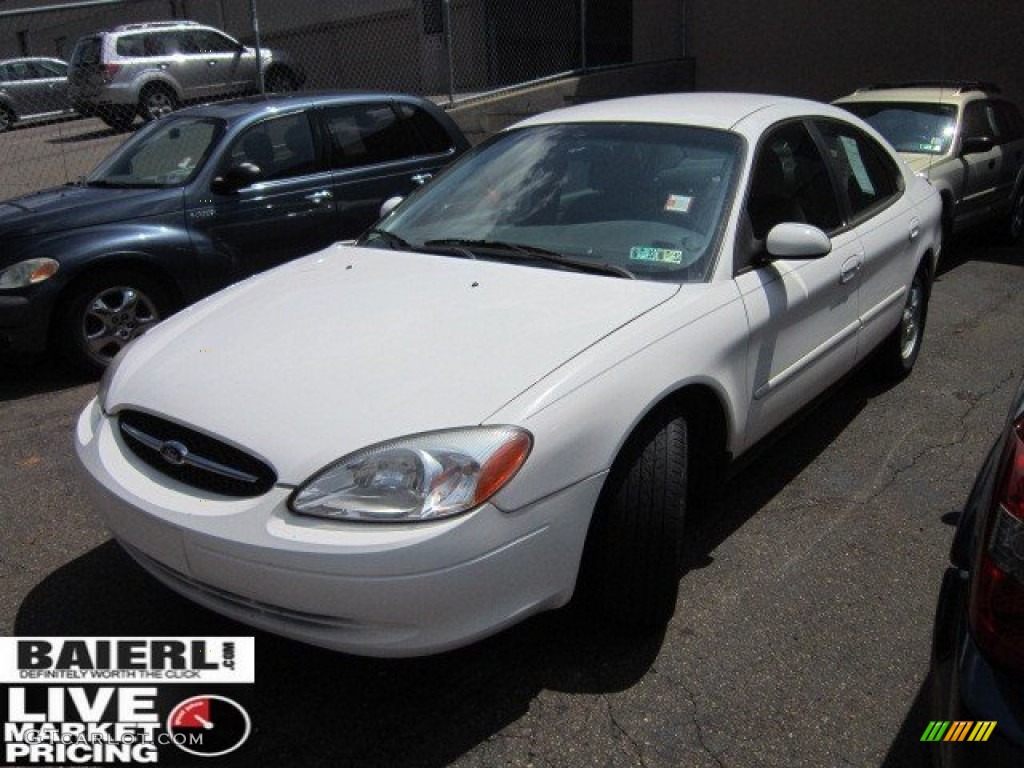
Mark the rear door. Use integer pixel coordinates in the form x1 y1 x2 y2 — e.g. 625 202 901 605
27 60 70 115
187 110 340 285
812 118 916 362
735 119 862 445
322 100 460 237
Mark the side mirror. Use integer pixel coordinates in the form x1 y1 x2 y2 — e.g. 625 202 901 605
211 163 262 194
961 135 996 155
765 222 832 259
380 196 403 218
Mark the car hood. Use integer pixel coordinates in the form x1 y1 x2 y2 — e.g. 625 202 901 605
106 245 679 483
0 185 182 240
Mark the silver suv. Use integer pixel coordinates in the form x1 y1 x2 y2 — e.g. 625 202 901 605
68 21 304 130
836 81 1024 245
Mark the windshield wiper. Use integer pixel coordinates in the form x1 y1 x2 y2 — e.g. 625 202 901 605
361 228 411 250
422 238 635 279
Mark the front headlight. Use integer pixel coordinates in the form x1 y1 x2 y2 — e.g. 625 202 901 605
0 258 59 289
290 427 533 522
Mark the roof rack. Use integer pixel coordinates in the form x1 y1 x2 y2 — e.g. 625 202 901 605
113 20 202 32
858 80 1001 94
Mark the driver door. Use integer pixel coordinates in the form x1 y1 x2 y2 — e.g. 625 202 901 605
735 119 862 445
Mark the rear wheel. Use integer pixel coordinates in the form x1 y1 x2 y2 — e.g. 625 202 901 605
55 270 170 375
876 265 929 380
0 106 14 133
264 67 299 93
584 408 688 628
139 85 177 122
98 105 136 131
1005 187 1024 244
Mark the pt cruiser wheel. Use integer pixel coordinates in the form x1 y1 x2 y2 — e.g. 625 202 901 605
57 271 169 374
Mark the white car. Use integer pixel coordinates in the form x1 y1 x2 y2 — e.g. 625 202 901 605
76 93 942 657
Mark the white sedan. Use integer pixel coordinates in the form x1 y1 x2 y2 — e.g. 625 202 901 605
76 93 942 657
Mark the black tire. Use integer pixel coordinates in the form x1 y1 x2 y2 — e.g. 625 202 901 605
0 106 14 133
55 270 171 376
1005 186 1024 245
876 265 930 381
264 67 299 93
584 408 688 629
98 106 136 132
139 85 177 122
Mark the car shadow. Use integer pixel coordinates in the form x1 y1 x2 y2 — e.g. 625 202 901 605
15 541 665 767
683 362 890 571
0 354 94 402
880 675 933 767
937 232 1023 278
46 124 134 144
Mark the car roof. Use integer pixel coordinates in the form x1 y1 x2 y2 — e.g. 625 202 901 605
834 87 987 107
170 91 441 123
512 92 855 133
0 57 66 65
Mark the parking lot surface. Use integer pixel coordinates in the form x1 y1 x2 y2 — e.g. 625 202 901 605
2 235 1022 766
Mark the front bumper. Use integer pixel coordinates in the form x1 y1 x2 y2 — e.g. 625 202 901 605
75 399 602 657
0 288 55 355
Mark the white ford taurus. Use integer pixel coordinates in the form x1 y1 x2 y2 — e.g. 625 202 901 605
76 93 942 656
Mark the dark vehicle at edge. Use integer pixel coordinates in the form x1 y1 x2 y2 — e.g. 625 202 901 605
0 91 469 373
930 375 1024 766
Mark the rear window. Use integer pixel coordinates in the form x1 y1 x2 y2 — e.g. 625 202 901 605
71 36 101 66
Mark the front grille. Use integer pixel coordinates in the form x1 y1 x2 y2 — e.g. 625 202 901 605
118 410 276 497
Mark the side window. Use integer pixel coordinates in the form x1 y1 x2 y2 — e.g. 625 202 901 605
182 30 238 55
962 101 1000 141
35 60 67 77
0 65 9 82
992 101 1024 143
226 113 319 182
746 121 841 240
5 61 33 81
395 102 455 155
815 121 902 220
324 103 417 169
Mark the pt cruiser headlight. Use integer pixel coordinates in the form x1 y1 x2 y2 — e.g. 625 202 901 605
290 427 533 522
0 258 59 289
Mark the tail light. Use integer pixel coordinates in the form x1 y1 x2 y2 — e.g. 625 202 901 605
102 63 121 83
969 414 1024 676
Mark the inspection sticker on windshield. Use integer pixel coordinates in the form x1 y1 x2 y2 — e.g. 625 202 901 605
630 246 683 265
664 194 694 213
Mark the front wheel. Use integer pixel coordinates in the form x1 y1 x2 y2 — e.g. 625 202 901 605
876 266 929 381
55 270 170 375
583 409 688 629
0 107 14 133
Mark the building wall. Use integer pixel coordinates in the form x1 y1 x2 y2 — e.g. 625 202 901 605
684 0 1024 108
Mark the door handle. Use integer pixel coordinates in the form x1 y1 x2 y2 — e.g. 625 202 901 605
411 172 432 186
909 218 920 241
208 60 217 67
840 254 862 284
304 190 333 203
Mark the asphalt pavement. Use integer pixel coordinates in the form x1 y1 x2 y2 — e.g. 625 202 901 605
1 234 1022 767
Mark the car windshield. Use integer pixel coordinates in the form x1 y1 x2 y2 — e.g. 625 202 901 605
361 123 743 282
86 116 225 188
841 101 958 155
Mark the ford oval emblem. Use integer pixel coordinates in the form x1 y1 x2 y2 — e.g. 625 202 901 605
159 440 189 466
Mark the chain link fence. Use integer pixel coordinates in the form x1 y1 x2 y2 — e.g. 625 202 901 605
0 0 655 200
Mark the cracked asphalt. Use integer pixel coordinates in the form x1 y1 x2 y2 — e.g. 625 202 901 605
2 234 1022 767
